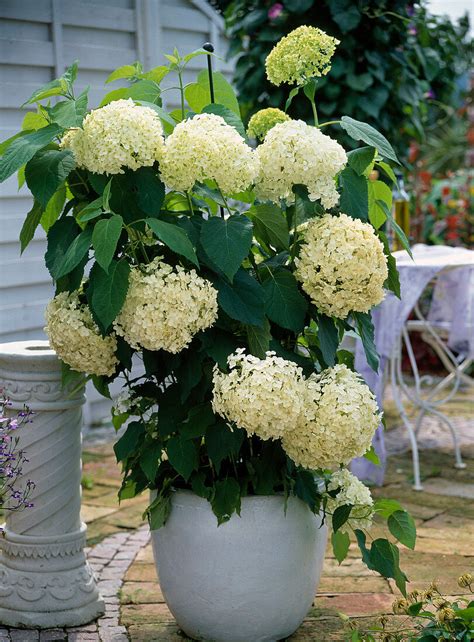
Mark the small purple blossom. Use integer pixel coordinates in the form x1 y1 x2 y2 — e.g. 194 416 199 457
425 88 436 100
0 392 35 519
268 3 283 20
408 23 417 36
407 4 415 17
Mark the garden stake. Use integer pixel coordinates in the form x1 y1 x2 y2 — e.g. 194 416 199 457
203 42 225 218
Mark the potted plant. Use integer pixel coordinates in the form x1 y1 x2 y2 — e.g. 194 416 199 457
0 26 416 641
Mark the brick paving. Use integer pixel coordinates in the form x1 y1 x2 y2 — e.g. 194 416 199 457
1 385 472 641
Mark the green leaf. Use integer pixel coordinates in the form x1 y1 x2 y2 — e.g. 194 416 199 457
114 421 145 462
285 86 300 112
370 538 408 595
339 167 369 221
106 64 140 84
332 504 353 532
45 93 88 128
140 441 164 482
88 260 130 331
376 161 397 185
54 225 93 280
331 530 350 564
294 469 320 512
347 146 377 175
337 349 355 369
22 111 49 131
202 103 246 139
40 186 66 232
23 78 67 105
19 200 43 253
142 65 170 84
353 311 379 372
206 421 245 474
368 181 392 229
100 79 161 107
167 435 199 482
0 124 62 183
145 492 171 531
293 185 320 226
364 445 381 466
77 197 104 223
388 510 416 549
374 498 403 519
180 404 214 440
211 478 241 525
185 70 240 115
201 214 253 282
134 168 165 217
190 471 212 500
147 218 198 266
0 131 27 156
45 218 81 278
215 268 265 327
134 101 176 128
378 200 413 257
247 203 290 251
379 230 400 298
92 215 123 272
246 318 272 358
25 149 75 208
316 313 339 367
340 116 399 164
262 268 307 332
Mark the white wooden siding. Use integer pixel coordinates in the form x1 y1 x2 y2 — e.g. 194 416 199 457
0 0 231 425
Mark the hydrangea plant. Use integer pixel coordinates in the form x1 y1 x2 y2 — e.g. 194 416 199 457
0 29 415 594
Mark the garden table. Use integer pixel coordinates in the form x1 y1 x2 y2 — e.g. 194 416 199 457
352 244 474 489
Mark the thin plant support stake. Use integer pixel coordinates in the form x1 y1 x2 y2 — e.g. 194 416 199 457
203 42 225 219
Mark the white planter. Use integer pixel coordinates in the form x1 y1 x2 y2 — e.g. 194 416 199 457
151 490 327 642
0 341 104 628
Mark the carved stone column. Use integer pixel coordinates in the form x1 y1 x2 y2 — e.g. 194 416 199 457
0 341 105 627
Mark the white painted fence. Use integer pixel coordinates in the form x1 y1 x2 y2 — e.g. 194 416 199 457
0 0 232 424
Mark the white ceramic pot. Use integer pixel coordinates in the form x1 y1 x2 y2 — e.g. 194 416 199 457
151 490 327 642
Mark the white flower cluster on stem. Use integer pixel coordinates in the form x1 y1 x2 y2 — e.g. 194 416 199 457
45 291 118 376
113 257 218 353
326 468 375 532
213 354 380 470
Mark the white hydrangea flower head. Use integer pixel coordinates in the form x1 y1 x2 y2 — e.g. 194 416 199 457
282 364 381 470
61 98 164 174
45 291 118 377
113 257 218 353
255 120 347 208
159 113 259 194
212 349 306 441
265 26 340 86
326 468 374 533
295 213 388 319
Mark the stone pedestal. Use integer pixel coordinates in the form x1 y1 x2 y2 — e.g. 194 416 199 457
0 341 105 627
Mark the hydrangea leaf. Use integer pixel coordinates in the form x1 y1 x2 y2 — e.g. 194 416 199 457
388 510 416 550
19 200 43 254
339 166 369 221
331 530 350 564
25 149 75 209
185 70 240 116
211 478 241 525
88 259 130 332
315 313 339 367
214 268 265 327
54 225 93 280
202 103 246 139
200 214 253 282
247 203 290 251
147 218 198 267
0 124 62 183
206 421 245 474
340 116 399 164
92 215 123 272
261 268 307 332
166 435 199 482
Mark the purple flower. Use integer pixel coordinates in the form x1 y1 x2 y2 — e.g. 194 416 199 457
425 88 436 99
268 3 283 20
408 23 417 36
407 4 415 17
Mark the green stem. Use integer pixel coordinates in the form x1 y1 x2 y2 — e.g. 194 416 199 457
248 251 261 283
177 68 185 121
186 191 195 216
319 120 341 128
310 98 319 127
217 187 232 218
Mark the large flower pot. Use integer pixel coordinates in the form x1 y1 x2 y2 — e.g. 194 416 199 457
151 490 327 642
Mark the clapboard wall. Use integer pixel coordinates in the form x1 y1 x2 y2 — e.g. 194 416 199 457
0 0 231 424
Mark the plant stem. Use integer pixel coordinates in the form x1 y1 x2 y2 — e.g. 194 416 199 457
186 191 195 216
177 69 185 121
319 120 341 128
217 187 232 218
310 98 319 127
